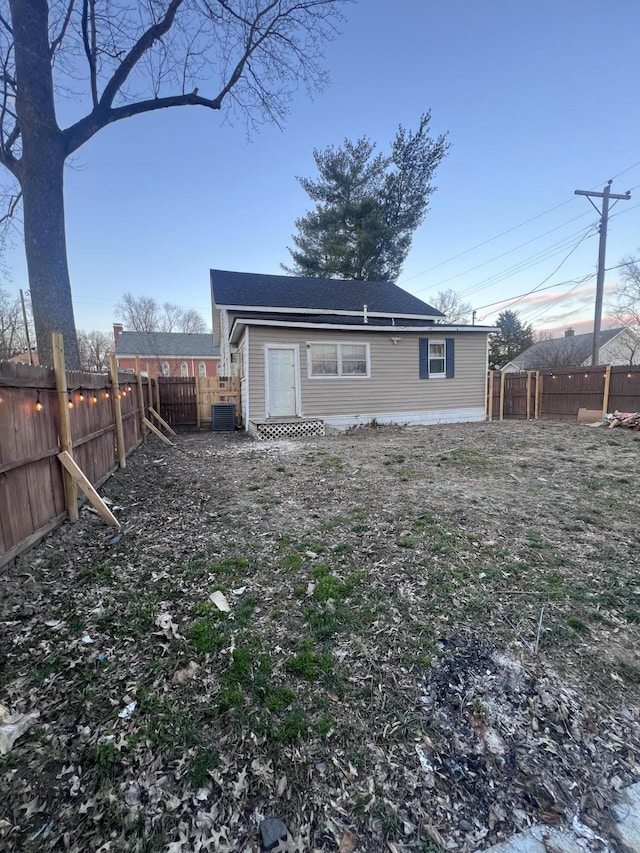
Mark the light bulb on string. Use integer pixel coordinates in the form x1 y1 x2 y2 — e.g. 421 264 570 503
35 391 43 412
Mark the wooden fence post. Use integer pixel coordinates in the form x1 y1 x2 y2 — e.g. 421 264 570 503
487 371 494 421
146 363 153 421
109 353 126 468
52 332 78 522
135 357 147 443
195 373 201 429
526 372 532 420
534 371 541 419
602 364 612 418
154 377 160 414
499 371 505 421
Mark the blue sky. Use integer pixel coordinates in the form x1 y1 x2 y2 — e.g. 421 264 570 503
4 0 640 338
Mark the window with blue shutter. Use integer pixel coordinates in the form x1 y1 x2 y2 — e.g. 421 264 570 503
419 337 455 379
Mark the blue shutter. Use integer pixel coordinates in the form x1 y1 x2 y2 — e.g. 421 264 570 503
419 338 430 379
445 338 455 378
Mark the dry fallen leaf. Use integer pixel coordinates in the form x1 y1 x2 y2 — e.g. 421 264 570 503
0 709 40 755
338 829 358 853
172 661 200 685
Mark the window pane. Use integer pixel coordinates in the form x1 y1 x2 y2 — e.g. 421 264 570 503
310 344 338 375
199 361 206 377
180 361 188 377
429 342 445 375
341 344 367 375
430 358 445 374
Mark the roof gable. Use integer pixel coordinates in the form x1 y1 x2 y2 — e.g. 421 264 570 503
210 269 443 318
510 328 626 369
115 332 219 358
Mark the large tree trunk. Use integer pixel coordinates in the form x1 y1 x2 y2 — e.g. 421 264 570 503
11 0 80 369
20 151 81 370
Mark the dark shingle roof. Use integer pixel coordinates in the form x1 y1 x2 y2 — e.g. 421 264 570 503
210 269 443 317
229 310 437 327
510 329 624 369
115 332 219 358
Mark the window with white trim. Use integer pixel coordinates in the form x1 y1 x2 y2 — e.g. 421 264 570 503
308 342 369 378
428 341 446 377
161 361 170 377
180 361 188 377
198 361 206 377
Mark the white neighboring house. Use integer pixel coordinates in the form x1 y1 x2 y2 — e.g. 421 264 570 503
502 327 640 372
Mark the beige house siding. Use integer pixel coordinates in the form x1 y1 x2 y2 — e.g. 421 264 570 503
245 325 488 423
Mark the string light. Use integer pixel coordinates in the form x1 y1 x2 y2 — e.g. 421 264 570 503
35 391 43 412
67 393 74 409
91 392 98 403
78 389 85 402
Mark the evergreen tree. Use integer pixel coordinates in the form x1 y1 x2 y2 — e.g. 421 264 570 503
285 114 449 281
489 310 534 369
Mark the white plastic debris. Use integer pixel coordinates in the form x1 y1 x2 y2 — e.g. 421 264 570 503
232 586 246 596
209 591 230 613
118 701 137 719
0 705 41 755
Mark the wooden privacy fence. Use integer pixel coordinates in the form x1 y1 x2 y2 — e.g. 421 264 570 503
157 375 241 427
488 365 640 421
0 335 152 569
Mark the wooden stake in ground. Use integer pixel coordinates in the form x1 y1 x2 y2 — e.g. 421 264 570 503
526 371 532 420
109 354 126 468
534 371 541 419
499 370 505 422
135 357 147 443
487 370 494 421
52 332 78 522
144 417 175 446
148 406 177 436
602 364 612 418
154 377 160 414
57 451 120 528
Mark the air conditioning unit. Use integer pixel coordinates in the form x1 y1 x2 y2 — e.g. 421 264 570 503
211 403 236 431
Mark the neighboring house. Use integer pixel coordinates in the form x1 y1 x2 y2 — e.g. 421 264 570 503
210 269 495 437
502 327 640 372
113 325 220 378
7 351 39 365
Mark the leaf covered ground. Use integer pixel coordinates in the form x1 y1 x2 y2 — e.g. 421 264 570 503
1 420 640 852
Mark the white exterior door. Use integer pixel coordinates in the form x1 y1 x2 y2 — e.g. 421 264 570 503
267 348 297 417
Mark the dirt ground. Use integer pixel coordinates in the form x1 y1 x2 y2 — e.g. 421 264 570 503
1 419 640 852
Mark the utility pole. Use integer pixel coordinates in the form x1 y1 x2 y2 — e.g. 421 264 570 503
575 180 631 366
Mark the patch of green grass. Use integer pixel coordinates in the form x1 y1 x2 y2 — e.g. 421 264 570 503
94 741 122 784
446 448 489 467
286 642 333 680
314 713 333 737
186 619 227 654
318 516 347 532
615 658 640 684
384 454 406 465
527 531 551 550
323 456 344 468
234 593 258 628
625 609 640 624
273 706 309 743
189 748 219 787
0 752 14 772
373 802 402 841
31 653 65 685
283 552 303 572
567 615 587 632
397 536 416 548
264 687 296 714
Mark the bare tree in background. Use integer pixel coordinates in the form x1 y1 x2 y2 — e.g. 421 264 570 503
77 329 112 372
0 285 23 359
117 293 208 333
609 255 640 328
429 288 472 324
0 0 347 367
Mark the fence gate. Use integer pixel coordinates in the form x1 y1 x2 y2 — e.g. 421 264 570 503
158 377 197 425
